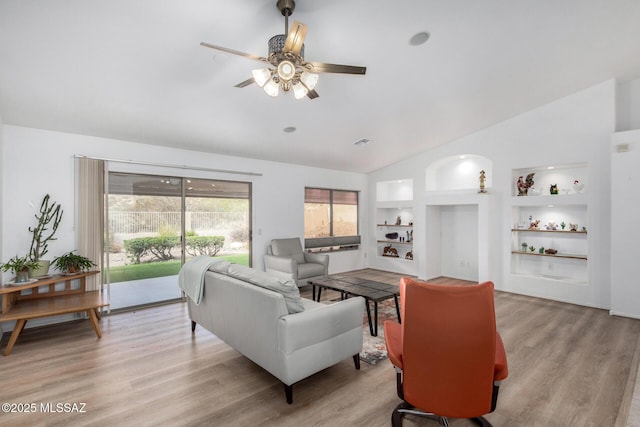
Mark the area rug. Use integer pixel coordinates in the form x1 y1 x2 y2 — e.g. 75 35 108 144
359 298 399 365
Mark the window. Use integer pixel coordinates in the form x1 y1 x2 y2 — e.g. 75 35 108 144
304 188 360 251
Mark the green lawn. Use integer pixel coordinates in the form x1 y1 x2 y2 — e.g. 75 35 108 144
107 253 250 283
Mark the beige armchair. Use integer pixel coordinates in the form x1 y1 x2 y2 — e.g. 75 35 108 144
264 238 329 288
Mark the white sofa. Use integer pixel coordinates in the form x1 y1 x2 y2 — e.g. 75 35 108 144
186 261 365 404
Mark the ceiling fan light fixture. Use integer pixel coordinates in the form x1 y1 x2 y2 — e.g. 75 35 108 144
300 71 319 90
200 0 365 101
292 81 308 99
263 78 280 97
277 60 296 81
252 68 272 87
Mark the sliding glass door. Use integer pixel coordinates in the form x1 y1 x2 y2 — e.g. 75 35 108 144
106 173 251 310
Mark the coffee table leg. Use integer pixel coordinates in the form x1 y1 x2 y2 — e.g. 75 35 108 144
374 302 379 336
394 295 401 323
365 300 375 336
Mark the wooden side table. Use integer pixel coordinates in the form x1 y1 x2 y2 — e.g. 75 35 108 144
0 271 109 356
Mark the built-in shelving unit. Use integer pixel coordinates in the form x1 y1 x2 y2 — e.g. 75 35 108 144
374 179 416 274
376 211 414 261
509 162 588 284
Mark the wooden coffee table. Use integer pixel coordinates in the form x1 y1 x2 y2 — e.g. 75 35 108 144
309 275 401 336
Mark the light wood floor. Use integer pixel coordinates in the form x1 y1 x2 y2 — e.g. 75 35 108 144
1 269 639 427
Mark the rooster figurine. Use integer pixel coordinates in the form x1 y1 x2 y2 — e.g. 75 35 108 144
573 180 584 193
517 173 535 196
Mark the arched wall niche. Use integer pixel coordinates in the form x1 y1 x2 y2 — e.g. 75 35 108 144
425 154 493 192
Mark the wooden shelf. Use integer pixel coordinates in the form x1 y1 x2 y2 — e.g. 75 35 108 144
377 224 413 227
0 270 108 356
0 291 108 322
511 228 587 234
377 240 413 245
511 250 587 260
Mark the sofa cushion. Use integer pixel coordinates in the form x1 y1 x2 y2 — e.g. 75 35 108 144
270 238 305 265
208 258 231 273
227 264 305 314
297 262 325 280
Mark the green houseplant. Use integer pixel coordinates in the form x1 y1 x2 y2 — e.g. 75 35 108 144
52 251 96 274
29 194 63 277
1 255 40 283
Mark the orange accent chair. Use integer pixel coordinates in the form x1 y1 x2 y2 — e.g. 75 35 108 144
384 278 508 427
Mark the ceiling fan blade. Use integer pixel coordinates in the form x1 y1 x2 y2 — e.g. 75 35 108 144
306 61 366 75
306 89 319 99
200 42 268 63
283 21 308 56
235 77 255 88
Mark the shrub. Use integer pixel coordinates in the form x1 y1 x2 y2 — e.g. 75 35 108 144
185 235 225 257
124 238 151 264
124 236 179 264
148 236 179 261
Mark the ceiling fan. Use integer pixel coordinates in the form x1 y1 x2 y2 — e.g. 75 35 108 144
200 0 366 100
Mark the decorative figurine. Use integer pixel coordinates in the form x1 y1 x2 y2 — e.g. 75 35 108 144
550 184 559 195
573 180 585 193
383 245 399 257
395 215 402 225
405 251 413 260
569 223 578 231
517 173 535 196
539 247 545 254
529 219 540 229
478 170 487 193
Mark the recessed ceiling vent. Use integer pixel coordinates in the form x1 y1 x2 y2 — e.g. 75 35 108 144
354 138 371 146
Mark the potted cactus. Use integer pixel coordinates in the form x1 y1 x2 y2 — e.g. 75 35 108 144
28 194 63 277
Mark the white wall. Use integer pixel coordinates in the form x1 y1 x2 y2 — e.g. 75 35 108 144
440 205 479 281
1 126 368 285
368 80 616 309
617 77 640 131
610 130 640 318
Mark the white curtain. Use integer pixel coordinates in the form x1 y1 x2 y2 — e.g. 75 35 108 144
78 157 105 292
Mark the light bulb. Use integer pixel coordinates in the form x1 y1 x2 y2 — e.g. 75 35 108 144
252 68 272 87
263 78 279 97
300 71 319 90
292 81 308 99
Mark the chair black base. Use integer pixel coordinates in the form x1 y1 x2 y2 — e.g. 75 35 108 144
392 402 493 427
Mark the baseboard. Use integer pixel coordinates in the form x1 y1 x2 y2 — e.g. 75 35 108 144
609 310 640 320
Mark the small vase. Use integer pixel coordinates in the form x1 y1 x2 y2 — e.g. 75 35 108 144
15 269 30 283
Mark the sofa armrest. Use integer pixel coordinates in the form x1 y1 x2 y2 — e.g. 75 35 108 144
264 254 298 280
278 297 365 355
303 252 329 274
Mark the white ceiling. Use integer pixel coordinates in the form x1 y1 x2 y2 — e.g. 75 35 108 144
1 0 640 173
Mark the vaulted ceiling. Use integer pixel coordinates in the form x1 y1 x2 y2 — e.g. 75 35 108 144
1 0 640 173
